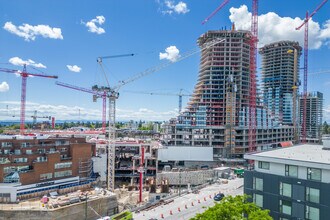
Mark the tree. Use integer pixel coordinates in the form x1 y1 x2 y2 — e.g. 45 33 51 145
322 121 329 134
191 195 272 220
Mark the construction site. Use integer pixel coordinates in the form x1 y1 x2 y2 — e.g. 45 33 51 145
0 0 329 219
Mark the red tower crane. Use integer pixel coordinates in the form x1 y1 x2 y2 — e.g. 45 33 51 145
296 0 328 143
55 81 108 133
202 0 259 153
0 65 58 134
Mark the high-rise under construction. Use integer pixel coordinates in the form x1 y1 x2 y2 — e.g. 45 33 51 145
163 29 295 163
259 41 302 126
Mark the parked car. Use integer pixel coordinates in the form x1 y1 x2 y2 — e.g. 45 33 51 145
214 193 225 201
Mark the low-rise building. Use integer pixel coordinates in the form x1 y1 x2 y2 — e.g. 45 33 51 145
92 139 159 187
0 134 95 202
244 139 330 220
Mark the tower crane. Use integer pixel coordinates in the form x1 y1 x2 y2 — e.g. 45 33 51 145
100 37 226 192
31 110 51 125
202 0 259 153
124 89 192 114
97 53 135 64
0 64 58 134
296 0 328 143
55 81 109 133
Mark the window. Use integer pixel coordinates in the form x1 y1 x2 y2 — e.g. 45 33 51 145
0 158 10 164
36 156 47 162
21 142 30 148
285 165 298 177
253 177 263 191
280 182 292 198
55 162 72 169
13 158 28 163
307 168 321 181
258 161 270 170
38 149 46 154
280 200 292 215
1 142 12 148
306 187 320 204
253 193 263 207
26 150 32 155
306 205 319 220
54 170 72 178
40 173 53 180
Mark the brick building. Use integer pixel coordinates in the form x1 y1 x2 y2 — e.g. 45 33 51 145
0 134 95 202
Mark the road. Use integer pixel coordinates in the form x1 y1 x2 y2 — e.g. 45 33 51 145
133 178 243 220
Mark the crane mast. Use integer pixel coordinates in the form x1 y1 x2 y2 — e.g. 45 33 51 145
248 0 258 153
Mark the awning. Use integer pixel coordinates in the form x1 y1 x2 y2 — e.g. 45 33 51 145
280 141 293 148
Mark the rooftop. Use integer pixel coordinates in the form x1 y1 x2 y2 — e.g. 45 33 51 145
245 144 330 167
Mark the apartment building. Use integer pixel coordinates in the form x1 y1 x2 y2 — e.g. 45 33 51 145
0 134 94 202
299 91 323 143
244 139 330 219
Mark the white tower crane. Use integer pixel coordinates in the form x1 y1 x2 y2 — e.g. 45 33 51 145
100 38 226 192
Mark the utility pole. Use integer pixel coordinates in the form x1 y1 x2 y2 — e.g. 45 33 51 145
85 193 88 220
179 168 182 196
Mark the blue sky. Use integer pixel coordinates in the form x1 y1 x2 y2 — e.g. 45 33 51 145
0 0 330 122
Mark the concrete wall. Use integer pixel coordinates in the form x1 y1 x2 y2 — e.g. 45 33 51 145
157 170 214 186
0 195 118 220
92 154 107 182
158 146 213 162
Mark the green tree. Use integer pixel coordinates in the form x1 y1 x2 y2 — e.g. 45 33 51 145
190 195 272 220
322 121 329 134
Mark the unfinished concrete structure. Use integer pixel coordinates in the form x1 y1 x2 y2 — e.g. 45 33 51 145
259 41 302 125
92 139 159 187
162 29 295 164
299 91 323 143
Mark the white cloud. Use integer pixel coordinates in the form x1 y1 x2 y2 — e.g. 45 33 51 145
66 65 81 73
3 22 63 41
229 5 330 49
83 16 106 34
160 0 189 15
9 57 47 68
159 46 180 62
0 101 177 121
0 82 9 92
